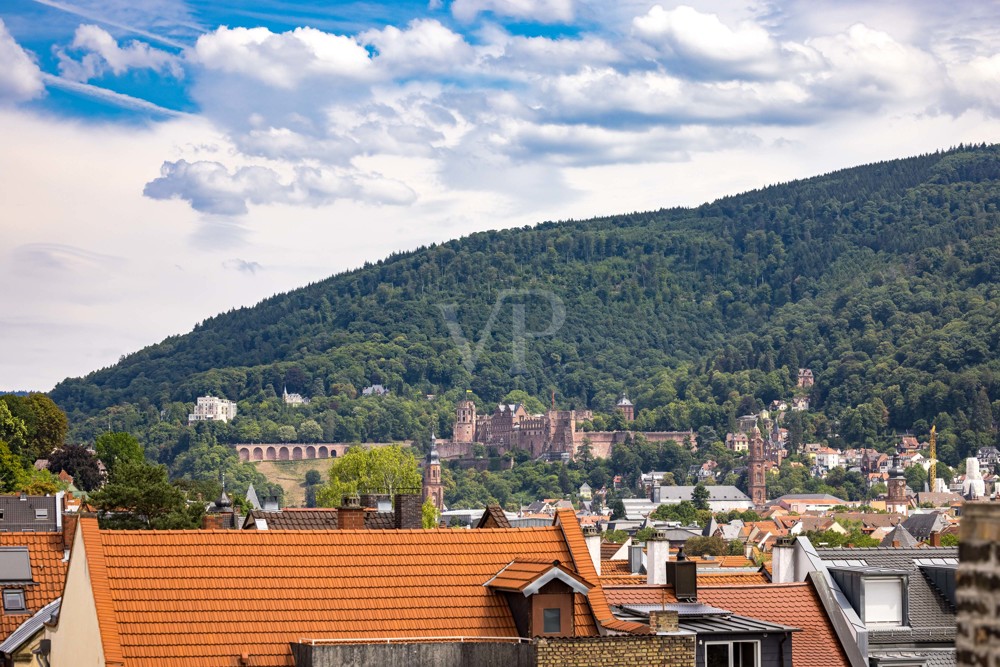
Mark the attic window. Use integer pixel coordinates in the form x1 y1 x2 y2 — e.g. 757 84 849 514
543 608 561 634
35 509 48 520
864 579 905 626
3 589 25 612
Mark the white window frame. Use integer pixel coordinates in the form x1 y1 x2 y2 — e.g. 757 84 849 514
704 639 761 667
862 576 907 627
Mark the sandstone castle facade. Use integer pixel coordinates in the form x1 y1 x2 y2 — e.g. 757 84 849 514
441 395 694 461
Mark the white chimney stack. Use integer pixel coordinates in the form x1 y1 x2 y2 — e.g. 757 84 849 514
646 530 670 585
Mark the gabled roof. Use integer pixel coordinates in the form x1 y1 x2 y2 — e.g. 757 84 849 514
0 533 69 641
901 513 950 541
72 510 647 667
476 505 511 529
484 559 592 595
879 524 919 548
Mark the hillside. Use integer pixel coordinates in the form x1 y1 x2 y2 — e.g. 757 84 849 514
51 144 1000 467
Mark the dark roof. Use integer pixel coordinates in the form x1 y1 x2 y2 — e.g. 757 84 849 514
242 509 396 530
879 524 919 548
902 513 949 541
815 546 957 641
0 496 58 533
678 613 799 635
476 505 512 529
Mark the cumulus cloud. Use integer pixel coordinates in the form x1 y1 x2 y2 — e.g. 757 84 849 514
451 0 574 24
56 24 183 82
949 54 1000 113
143 159 417 214
0 20 45 102
632 5 818 80
807 24 945 107
361 19 474 74
193 26 373 88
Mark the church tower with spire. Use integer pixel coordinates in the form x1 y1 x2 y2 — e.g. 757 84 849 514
748 426 767 507
423 434 444 511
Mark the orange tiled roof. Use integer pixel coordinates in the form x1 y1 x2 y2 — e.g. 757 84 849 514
698 584 850 667
0 533 69 640
600 541 623 560
698 572 769 586
601 560 633 576
77 510 646 667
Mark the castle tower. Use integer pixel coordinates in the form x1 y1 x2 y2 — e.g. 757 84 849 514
886 456 909 514
748 426 767 507
616 394 635 422
454 397 477 444
423 434 444 512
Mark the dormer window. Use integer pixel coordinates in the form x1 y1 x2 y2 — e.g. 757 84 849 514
484 559 592 638
2 589 25 613
864 578 904 626
35 509 48 520
829 567 909 629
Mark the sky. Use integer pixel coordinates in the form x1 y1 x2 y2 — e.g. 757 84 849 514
1 0 1000 391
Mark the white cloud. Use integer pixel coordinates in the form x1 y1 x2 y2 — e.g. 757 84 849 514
451 0 574 24
192 26 373 88
142 159 417 214
949 54 1000 113
807 23 945 107
362 19 474 74
56 24 183 82
632 5 819 80
222 258 262 274
0 20 44 102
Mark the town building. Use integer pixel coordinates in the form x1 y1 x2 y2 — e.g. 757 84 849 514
282 386 310 406
797 368 814 388
615 394 634 422
772 536 957 666
187 395 237 423
45 510 701 667
646 485 754 513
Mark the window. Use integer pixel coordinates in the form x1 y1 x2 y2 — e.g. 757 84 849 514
542 608 561 634
706 641 759 667
865 578 904 626
3 589 24 612
34 509 48 520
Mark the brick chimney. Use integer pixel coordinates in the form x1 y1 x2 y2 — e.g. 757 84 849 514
61 513 78 550
929 531 942 547
649 610 679 633
202 514 224 530
394 493 422 530
339 495 365 530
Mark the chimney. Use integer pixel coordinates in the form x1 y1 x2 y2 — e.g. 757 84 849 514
771 538 796 583
628 542 644 574
359 494 379 510
202 514 224 530
394 493 422 529
61 512 78 551
648 609 679 633
929 531 942 547
646 530 670 586
582 525 601 576
892 540 901 548
339 494 365 530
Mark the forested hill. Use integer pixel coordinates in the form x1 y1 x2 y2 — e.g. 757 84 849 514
52 145 1000 466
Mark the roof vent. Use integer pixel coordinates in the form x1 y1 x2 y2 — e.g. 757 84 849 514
342 494 361 509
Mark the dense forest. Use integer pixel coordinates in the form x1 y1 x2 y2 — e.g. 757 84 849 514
51 145 1000 478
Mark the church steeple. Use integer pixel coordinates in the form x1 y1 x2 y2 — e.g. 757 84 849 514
423 433 443 512
748 428 767 507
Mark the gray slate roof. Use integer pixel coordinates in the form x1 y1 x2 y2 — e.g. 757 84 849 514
879 524 919 548
0 496 58 533
656 485 751 501
902 513 949 541
242 509 395 530
815 546 956 644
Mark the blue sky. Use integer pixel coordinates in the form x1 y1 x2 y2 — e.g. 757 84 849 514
2 0 1000 390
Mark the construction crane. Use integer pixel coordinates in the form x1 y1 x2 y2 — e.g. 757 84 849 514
929 425 937 491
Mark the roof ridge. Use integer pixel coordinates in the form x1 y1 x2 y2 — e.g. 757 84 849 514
81 517 124 666
553 509 650 635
